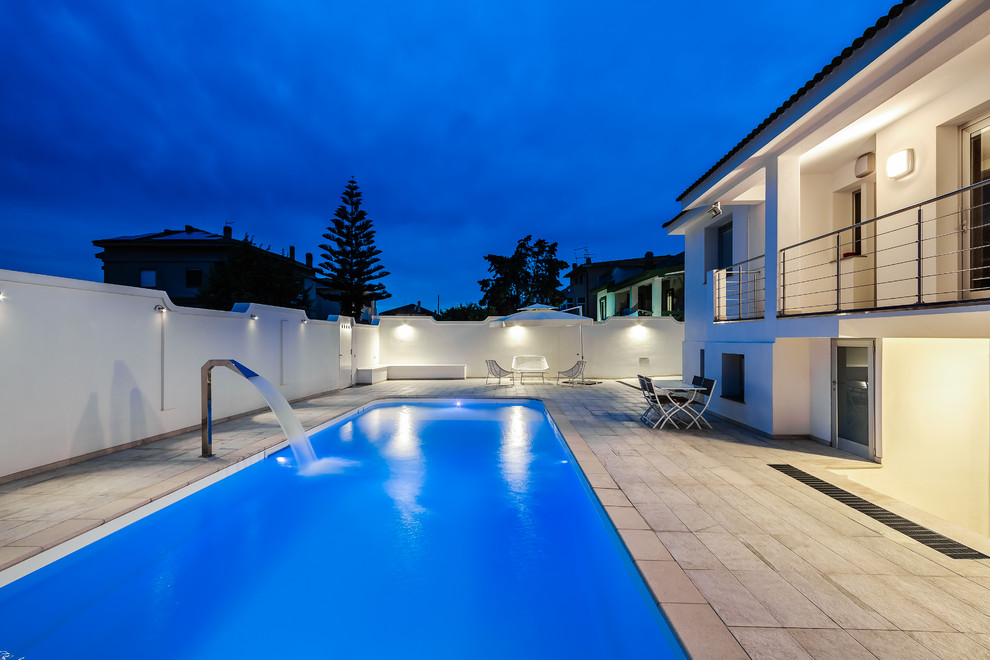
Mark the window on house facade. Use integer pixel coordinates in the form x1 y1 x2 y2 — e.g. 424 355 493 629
850 189 863 256
965 116 990 291
637 283 652 313
185 268 203 287
721 353 744 402
140 269 157 288
599 297 607 320
717 222 733 270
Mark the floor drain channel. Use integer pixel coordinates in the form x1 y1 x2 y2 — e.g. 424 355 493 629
768 464 988 560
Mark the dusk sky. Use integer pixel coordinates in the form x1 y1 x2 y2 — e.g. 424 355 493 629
1 0 898 311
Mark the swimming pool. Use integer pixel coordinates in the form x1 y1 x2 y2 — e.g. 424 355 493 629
0 400 685 659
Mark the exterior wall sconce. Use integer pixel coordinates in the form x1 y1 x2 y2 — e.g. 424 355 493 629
707 202 722 218
250 314 259 320
301 318 308 324
154 305 166 313
854 152 875 178
0 290 5 302
886 149 914 179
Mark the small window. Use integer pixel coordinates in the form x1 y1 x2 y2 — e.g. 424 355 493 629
637 284 652 313
185 268 203 287
717 222 733 269
700 349 705 378
140 269 157 288
599 298 607 321
721 353 744 403
849 190 863 256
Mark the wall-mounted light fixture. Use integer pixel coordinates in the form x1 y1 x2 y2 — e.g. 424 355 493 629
250 314 259 320
301 318 308 324
154 304 166 313
707 202 722 218
0 290 5 302
886 149 914 179
854 152 875 178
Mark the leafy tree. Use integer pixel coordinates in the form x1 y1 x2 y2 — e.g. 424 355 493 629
478 235 568 315
197 235 313 311
319 178 391 319
438 302 491 321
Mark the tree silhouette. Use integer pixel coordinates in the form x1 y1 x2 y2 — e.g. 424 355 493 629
478 235 567 315
197 235 313 312
319 178 390 319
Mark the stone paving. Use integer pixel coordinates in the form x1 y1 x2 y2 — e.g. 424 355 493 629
3 378 990 659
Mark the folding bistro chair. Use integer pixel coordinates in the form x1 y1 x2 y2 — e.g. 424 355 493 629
638 376 678 429
679 378 716 429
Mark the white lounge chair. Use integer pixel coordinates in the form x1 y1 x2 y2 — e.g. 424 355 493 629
512 355 549 383
485 359 514 385
557 360 586 385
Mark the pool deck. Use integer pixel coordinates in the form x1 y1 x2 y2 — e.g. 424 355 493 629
3 379 990 659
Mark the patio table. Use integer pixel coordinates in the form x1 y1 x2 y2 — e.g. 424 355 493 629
512 355 549 383
651 380 706 429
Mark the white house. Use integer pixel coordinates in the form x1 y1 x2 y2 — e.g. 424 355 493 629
665 0 990 535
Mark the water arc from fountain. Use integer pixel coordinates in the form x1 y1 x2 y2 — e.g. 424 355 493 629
201 359 355 475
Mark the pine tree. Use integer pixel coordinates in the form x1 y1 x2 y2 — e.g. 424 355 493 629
319 178 390 319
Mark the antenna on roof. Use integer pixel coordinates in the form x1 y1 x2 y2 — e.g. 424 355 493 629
574 247 592 261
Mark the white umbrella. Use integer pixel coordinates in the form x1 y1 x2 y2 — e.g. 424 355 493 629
490 306 592 359
489 305 593 327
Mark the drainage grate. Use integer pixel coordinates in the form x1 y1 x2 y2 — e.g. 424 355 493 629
769 464 988 560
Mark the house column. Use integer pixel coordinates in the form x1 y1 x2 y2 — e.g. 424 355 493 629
764 155 800 323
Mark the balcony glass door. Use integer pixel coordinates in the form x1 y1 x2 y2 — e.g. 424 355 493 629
965 118 990 293
831 340 875 460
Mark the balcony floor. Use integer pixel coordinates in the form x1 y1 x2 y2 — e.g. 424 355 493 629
2 379 990 659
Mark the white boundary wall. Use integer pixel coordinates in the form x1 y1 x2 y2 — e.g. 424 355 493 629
0 269 683 480
0 270 349 480
371 315 683 379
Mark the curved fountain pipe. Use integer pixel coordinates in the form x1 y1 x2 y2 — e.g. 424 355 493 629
200 359 317 466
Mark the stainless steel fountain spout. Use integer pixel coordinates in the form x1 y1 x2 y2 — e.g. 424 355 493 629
201 359 260 458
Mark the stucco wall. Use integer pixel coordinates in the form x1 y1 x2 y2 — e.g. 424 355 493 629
0 270 348 480
837 338 990 535
375 315 683 379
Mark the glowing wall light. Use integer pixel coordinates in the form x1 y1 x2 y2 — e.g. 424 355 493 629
509 326 526 340
395 323 414 340
154 305 166 313
250 314 259 320
628 324 648 341
886 149 914 179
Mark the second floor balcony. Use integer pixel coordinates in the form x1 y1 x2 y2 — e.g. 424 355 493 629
713 180 990 321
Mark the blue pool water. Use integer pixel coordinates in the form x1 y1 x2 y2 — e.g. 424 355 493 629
0 400 685 659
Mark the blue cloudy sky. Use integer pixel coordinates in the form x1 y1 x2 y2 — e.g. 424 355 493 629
1 0 897 310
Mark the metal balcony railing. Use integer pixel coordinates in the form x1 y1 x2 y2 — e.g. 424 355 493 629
713 255 765 321
779 179 990 316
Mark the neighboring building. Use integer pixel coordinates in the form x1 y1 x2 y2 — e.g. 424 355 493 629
563 251 684 319
593 267 684 321
378 301 439 320
93 225 343 318
665 0 990 534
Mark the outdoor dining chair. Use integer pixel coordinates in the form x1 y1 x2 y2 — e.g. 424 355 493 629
557 360 586 385
672 377 716 429
485 359 514 385
638 375 678 429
